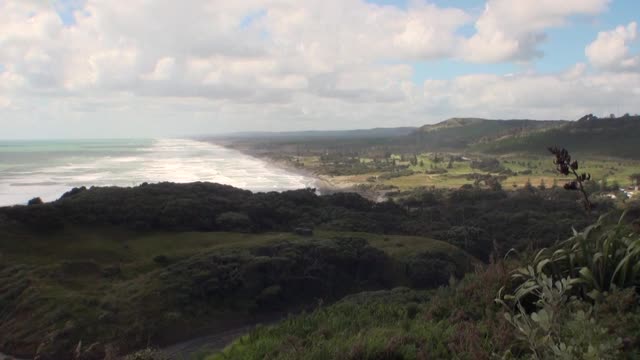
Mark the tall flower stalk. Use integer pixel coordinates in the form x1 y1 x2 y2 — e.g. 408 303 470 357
548 147 592 211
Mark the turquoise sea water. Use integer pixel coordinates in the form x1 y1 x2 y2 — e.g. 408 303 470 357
0 138 316 206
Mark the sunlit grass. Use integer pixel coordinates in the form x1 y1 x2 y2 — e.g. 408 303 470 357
305 152 640 191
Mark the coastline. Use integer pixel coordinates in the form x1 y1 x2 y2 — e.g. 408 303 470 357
207 140 384 201
261 158 356 194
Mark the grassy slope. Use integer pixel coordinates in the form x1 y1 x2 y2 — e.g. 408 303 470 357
326 153 640 191
0 225 474 358
209 288 441 360
0 227 470 268
211 263 640 360
412 118 566 151
474 115 640 159
209 265 512 360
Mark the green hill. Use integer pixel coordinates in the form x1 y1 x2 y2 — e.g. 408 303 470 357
216 115 638 160
474 115 640 159
407 115 640 160
411 117 567 150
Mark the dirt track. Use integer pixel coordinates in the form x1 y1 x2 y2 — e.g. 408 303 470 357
160 323 258 359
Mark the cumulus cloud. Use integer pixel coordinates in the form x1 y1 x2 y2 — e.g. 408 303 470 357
0 0 473 107
463 0 609 62
424 70 639 119
0 0 637 138
586 22 639 71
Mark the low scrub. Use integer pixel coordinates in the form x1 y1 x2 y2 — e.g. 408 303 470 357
0 233 473 359
497 211 640 359
213 214 640 359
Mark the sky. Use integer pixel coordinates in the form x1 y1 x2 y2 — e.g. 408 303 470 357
0 0 639 139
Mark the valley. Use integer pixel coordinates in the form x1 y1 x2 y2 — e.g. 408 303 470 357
215 115 640 201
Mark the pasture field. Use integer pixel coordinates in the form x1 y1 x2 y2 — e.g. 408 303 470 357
291 153 640 192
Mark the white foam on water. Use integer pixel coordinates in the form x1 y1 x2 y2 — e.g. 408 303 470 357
0 139 317 206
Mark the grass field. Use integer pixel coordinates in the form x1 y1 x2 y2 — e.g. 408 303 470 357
0 227 469 266
293 153 640 192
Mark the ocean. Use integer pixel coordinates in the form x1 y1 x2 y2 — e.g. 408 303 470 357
0 138 317 206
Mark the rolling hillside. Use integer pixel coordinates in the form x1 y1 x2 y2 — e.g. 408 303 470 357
0 183 480 358
474 115 640 159
405 115 640 160
410 117 567 151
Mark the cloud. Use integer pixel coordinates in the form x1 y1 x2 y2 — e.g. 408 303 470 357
142 57 177 82
586 22 639 71
423 69 640 119
0 96 11 109
462 0 609 62
0 0 637 138
0 0 473 107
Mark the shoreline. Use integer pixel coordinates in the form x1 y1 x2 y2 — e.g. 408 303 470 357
0 139 371 208
210 141 386 201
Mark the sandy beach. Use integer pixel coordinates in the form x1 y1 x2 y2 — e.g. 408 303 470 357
207 140 388 200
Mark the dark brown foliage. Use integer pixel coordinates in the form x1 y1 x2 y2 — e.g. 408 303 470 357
548 147 593 210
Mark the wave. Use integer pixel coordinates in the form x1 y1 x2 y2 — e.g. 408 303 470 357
0 139 317 206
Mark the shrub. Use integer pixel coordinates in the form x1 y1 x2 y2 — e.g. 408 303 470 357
425 168 447 175
27 197 43 205
510 212 640 303
215 212 251 232
405 253 458 288
497 212 640 358
470 158 505 173
152 255 170 266
379 169 415 180
499 273 623 359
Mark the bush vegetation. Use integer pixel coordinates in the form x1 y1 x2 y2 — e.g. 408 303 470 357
0 182 605 262
0 166 636 358
0 224 472 359
213 212 640 359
